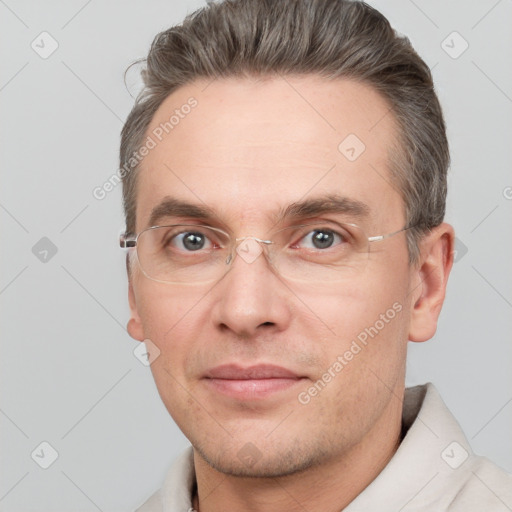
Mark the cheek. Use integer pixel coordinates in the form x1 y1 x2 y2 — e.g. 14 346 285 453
135 284 211 421
298 283 409 409
297 266 410 375
298 271 406 333
135 281 209 363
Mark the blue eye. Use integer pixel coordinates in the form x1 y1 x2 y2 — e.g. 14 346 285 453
298 229 344 250
171 231 213 252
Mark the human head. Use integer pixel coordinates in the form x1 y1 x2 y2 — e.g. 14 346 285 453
120 0 449 263
120 0 454 482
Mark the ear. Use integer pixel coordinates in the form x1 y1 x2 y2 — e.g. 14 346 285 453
408 223 455 342
126 255 145 342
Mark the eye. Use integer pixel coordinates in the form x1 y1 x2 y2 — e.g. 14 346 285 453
168 230 213 252
295 228 346 250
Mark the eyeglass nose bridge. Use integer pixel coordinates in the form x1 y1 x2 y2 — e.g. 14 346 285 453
225 236 274 265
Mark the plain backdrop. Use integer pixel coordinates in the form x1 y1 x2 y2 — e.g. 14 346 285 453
1 0 511 510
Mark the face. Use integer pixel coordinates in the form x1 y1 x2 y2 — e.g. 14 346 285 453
126 75 448 477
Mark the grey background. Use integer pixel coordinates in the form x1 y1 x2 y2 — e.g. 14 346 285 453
1 0 511 510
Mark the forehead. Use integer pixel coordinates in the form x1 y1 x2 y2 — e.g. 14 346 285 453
135 75 403 232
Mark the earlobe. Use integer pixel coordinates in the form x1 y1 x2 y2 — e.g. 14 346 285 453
408 223 455 343
127 256 145 342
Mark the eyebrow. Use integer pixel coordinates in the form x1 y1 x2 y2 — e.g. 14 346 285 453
148 198 216 228
147 194 370 229
276 194 370 224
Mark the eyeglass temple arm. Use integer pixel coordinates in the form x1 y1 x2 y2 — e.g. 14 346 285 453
368 226 413 243
119 234 136 249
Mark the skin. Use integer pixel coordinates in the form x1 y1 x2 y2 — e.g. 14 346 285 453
126 75 454 512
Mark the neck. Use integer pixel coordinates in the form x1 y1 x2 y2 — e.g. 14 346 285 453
192 388 404 512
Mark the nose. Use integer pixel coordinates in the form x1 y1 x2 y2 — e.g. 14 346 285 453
210 239 292 339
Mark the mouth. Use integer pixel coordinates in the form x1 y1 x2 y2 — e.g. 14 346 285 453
203 364 306 400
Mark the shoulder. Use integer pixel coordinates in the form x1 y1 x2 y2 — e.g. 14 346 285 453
345 383 512 511
406 384 512 511
446 456 512 511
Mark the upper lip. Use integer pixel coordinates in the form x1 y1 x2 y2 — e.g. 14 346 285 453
204 364 301 380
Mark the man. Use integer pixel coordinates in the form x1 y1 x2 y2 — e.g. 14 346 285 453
119 0 512 510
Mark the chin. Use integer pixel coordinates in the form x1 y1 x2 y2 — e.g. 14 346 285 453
194 437 328 478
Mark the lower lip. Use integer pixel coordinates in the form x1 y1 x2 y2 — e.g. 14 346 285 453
205 378 303 400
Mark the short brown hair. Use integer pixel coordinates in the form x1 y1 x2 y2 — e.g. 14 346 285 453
120 0 449 262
